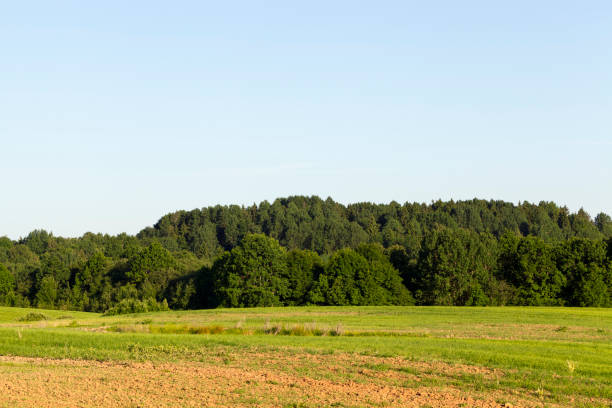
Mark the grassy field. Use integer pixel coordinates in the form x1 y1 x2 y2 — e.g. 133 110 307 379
0 306 610 407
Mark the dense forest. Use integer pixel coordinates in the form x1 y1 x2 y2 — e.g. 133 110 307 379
1 196 611 312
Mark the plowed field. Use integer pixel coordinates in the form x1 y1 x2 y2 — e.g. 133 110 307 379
0 306 609 407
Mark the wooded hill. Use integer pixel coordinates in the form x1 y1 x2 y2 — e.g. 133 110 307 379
1 196 611 312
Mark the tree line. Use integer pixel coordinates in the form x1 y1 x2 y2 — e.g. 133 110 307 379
0 196 610 311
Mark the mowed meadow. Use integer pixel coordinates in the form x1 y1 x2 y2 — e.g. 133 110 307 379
0 306 610 407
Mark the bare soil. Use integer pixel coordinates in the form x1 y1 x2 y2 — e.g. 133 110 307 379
0 354 546 408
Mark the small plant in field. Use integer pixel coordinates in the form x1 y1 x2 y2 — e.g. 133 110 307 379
330 323 344 336
286 324 306 336
68 320 79 327
262 321 282 335
536 381 545 401
17 312 49 322
201 325 225 334
234 317 245 329
566 360 575 375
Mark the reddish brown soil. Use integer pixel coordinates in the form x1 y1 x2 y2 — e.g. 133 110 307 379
0 355 540 407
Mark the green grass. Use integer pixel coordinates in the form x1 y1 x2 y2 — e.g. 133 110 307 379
0 305 610 406
0 306 92 323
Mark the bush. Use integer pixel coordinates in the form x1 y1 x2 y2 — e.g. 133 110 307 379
103 297 169 316
17 312 49 322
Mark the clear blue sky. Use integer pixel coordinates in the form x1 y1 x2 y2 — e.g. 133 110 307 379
1 1 611 239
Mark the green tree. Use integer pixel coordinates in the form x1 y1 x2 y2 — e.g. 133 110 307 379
570 209 603 240
308 246 411 306
555 238 611 306
415 228 495 305
76 252 107 292
381 218 404 247
355 243 414 305
22 230 53 255
499 234 565 305
212 234 288 307
0 237 12 255
36 275 58 308
71 252 109 311
168 279 197 309
569 265 611 307
387 245 416 291
595 213 612 238
283 249 321 305
0 263 15 305
309 248 371 305
126 242 176 284
192 220 221 259
39 251 71 285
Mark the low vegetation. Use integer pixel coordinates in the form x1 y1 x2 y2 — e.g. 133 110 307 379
103 297 169 316
0 305 609 407
16 312 48 322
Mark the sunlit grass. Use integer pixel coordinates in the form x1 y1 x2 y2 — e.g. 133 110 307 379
0 305 610 405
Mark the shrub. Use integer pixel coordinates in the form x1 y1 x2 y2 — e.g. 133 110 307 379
103 297 169 316
17 312 49 322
